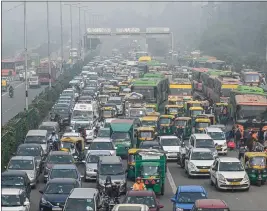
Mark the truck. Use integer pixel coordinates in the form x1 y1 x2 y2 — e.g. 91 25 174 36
36 61 59 85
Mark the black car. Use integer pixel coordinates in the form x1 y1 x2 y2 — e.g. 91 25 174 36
2 171 31 198
52 106 71 126
39 178 80 211
15 143 45 173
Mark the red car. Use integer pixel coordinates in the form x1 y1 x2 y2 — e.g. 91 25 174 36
123 190 164 211
192 199 230 211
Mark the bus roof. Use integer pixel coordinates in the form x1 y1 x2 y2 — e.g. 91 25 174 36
235 95 267 105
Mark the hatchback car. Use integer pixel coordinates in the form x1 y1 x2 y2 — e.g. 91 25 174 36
112 204 149 211
158 136 181 160
2 188 30 211
192 199 230 211
87 138 116 155
39 178 81 211
204 127 227 155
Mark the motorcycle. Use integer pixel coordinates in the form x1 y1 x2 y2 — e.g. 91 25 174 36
9 89 14 98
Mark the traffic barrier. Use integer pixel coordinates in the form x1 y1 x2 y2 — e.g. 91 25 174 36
1 51 97 170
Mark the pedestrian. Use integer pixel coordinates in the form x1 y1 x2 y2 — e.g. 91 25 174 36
235 126 242 149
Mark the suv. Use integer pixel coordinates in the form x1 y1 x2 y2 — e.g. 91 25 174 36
96 156 127 194
204 127 227 155
61 188 100 211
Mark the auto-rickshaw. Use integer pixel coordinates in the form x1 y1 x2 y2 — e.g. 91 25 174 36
98 95 109 105
196 114 216 125
193 117 211 133
164 105 185 117
168 95 184 105
1 79 7 92
146 111 161 117
188 107 204 120
174 117 192 139
185 100 203 112
244 152 267 186
158 115 175 135
100 106 117 119
108 88 119 97
60 136 85 162
140 116 159 129
136 127 157 147
145 104 157 113
183 96 193 102
119 81 130 91
127 148 139 180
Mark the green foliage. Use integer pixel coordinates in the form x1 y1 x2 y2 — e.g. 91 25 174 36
1 52 96 171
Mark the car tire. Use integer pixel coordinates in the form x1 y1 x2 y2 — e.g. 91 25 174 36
215 179 220 191
161 184 165 195
210 177 214 186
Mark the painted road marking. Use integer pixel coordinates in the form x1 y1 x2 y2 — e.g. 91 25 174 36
1 82 24 96
166 167 177 194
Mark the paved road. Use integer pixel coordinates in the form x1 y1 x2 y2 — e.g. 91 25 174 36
1 81 48 124
29 150 267 211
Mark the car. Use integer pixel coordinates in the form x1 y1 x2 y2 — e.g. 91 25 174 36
84 151 112 181
15 144 45 173
97 128 111 138
204 127 227 155
6 156 39 188
2 188 30 211
39 178 81 211
192 199 230 211
44 151 75 183
123 190 164 211
210 157 250 191
139 141 164 151
61 188 100 211
87 138 116 155
102 118 117 128
185 148 215 177
158 136 181 160
112 204 149 211
47 164 83 186
62 132 81 138
96 156 127 194
170 185 207 211
188 134 218 157
107 96 123 115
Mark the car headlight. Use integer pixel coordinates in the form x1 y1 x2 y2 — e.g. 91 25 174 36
218 173 226 181
188 162 196 170
41 197 48 204
223 142 227 146
244 174 249 181
87 167 93 171
176 208 183 211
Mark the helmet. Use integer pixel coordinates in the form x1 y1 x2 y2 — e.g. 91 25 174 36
52 131 56 135
106 176 112 183
71 144 74 148
136 177 141 181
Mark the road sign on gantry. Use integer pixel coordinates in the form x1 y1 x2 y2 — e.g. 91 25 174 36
87 28 111 35
115 28 141 35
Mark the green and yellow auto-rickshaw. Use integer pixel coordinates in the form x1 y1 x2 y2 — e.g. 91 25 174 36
189 107 204 121
168 95 184 105
100 106 117 119
174 117 192 139
244 152 267 186
127 148 139 180
136 127 157 147
164 105 185 117
193 117 211 133
185 100 203 113
60 136 85 162
146 112 161 118
145 104 157 113
158 115 175 135
140 116 159 129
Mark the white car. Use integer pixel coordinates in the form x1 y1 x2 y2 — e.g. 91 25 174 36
2 188 30 211
86 137 116 155
210 157 250 191
158 135 181 160
112 204 149 211
204 127 227 155
185 148 215 177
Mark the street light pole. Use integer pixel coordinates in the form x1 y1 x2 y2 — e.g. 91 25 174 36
70 5 73 50
46 1 51 88
24 1 28 110
78 5 81 57
60 1 63 72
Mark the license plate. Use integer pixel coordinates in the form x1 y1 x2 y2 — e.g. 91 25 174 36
230 182 240 185
199 169 209 172
216 146 222 150
52 207 61 211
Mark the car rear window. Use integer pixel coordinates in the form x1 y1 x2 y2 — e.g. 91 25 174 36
118 207 141 211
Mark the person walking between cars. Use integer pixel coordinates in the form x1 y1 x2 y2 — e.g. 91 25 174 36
235 126 242 149
132 177 146 191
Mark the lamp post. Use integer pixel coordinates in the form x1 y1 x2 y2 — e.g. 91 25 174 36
24 1 28 110
46 1 51 88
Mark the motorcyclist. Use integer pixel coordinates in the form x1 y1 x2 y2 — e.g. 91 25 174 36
49 131 59 150
176 126 184 140
9 85 14 96
70 144 76 155
132 177 146 191
104 176 113 198
78 126 86 139
238 140 247 160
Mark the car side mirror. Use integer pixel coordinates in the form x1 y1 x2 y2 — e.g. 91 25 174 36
85 146 89 150
125 169 128 173
212 167 217 171
80 175 84 178
24 201 30 206
158 204 164 208
170 198 176 203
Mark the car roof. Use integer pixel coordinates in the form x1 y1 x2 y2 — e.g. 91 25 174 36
160 136 178 139
88 151 111 156
40 122 59 127
69 188 98 199
18 143 42 148
2 188 24 195
192 134 212 139
195 199 228 208
92 138 111 142
51 164 77 169
2 170 28 177
218 157 240 162
205 127 223 132
178 185 206 193
99 156 121 164
49 151 70 155
10 156 34 160
26 129 47 136
47 178 78 184
113 204 149 211
192 148 212 153
141 141 159 145
127 190 154 196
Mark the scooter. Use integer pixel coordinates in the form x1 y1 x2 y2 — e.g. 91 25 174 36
9 90 14 98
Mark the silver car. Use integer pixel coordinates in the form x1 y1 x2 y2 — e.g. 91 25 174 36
84 151 111 181
7 156 39 188
2 188 30 211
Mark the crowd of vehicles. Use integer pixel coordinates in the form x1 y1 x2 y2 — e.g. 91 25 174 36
2 48 267 211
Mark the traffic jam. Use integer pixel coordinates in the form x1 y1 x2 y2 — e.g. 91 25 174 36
2 48 267 211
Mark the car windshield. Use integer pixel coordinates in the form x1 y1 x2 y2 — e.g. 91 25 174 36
191 152 214 160
1 195 22 206
140 143 160 150
17 146 41 156
161 138 180 146
103 110 113 116
74 123 92 130
111 132 130 140
208 132 225 140
125 196 156 208
195 139 214 148
8 160 34 170
130 109 145 117
44 183 76 194
140 131 153 138
250 156 266 166
219 162 244 171
175 120 187 127
177 192 207 203
159 118 171 124
98 130 110 137
65 198 95 211
87 154 100 163
1 176 24 187
72 110 93 120
90 142 113 150
108 100 121 105
169 107 183 113
196 122 210 128
50 169 78 179
48 155 73 164
25 136 46 144
141 165 159 176
99 164 124 175
39 126 55 133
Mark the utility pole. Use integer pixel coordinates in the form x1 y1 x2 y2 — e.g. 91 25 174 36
78 5 81 57
47 1 51 88
60 1 63 72
24 1 28 110
70 5 73 50
84 10 87 33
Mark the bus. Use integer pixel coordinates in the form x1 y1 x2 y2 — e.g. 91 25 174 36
191 68 209 92
169 79 192 96
1 58 25 77
240 70 260 86
205 59 226 70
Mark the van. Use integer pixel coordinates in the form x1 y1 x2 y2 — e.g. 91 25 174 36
25 130 49 154
29 76 40 88
71 103 98 125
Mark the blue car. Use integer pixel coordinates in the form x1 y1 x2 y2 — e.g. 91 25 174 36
170 185 207 211
39 178 81 211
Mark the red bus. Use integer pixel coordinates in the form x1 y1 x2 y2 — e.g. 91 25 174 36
1 58 25 77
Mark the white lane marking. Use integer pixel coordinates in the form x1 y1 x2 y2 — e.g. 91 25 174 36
166 167 177 194
1 82 24 96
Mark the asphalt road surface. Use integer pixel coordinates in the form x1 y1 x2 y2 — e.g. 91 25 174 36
29 150 267 211
1 81 48 124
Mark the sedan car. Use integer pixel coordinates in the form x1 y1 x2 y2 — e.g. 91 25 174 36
39 178 80 211
158 136 181 160
87 138 116 155
2 188 30 211
123 190 164 211
112 204 149 211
